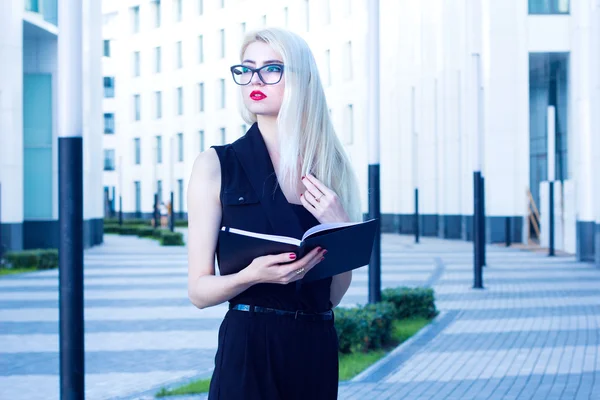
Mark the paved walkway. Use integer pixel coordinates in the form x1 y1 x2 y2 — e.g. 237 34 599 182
0 233 598 399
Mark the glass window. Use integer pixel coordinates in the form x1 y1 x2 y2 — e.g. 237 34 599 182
344 42 353 80
177 87 184 115
155 91 162 119
220 0 225 8
176 41 183 69
132 6 140 33
344 104 354 145
104 149 116 171
284 7 288 26
154 0 161 27
177 179 184 214
157 180 163 202
198 82 205 112
325 50 331 86
103 77 115 98
133 51 140 77
305 0 310 31
198 35 204 63
134 138 141 164
198 0 203 15
529 0 569 14
134 181 141 214
262 15 267 27
155 46 162 73
241 22 246 35
528 52 569 209
219 29 225 58
220 127 226 144
325 0 331 24
103 40 110 57
199 130 205 152
104 113 115 134
134 94 141 121
175 0 182 21
177 133 184 161
156 135 163 164
219 79 226 108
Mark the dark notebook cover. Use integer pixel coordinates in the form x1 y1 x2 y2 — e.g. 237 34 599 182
217 219 378 282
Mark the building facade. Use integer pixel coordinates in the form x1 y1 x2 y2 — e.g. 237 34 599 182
0 0 104 251
101 0 600 266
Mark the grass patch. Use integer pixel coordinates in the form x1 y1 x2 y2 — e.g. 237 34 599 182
0 267 40 276
155 378 211 397
338 317 430 381
155 317 431 396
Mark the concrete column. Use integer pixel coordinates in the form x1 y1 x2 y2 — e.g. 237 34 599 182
573 0 596 261
0 0 25 250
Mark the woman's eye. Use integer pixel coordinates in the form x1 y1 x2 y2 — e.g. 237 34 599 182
266 65 282 72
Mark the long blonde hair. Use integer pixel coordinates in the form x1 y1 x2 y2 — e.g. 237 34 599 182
238 28 362 222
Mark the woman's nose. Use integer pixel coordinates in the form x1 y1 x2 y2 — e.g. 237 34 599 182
250 71 263 85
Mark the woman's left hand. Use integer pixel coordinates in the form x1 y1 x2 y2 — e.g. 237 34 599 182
300 174 350 224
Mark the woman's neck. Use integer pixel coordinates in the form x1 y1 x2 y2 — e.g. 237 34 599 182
257 115 279 159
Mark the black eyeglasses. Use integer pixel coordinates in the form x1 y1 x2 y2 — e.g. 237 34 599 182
230 64 284 85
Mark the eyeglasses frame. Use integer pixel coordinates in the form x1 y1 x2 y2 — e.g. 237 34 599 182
229 63 285 86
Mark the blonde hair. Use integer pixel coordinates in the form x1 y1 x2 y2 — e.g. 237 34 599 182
238 28 362 222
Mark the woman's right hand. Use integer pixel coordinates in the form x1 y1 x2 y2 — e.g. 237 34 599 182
240 247 327 285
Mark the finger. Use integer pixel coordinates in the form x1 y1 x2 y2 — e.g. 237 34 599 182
267 252 299 265
305 174 334 197
283 247 323 274
285 253 325 282
300 191 319 214
301 176 325 199
301 190 320 208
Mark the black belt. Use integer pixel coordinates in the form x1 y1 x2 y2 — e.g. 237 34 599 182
229 304 333 321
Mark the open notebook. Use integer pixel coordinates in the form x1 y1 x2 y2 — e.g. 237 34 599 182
217 219 378 282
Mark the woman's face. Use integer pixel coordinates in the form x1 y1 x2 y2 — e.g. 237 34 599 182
239 41 286 118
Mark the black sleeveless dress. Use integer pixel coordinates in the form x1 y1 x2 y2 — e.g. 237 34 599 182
207 123 339 400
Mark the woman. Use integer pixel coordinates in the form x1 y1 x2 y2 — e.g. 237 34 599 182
187 28 361 400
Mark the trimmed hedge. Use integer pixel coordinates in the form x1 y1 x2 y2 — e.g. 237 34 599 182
3 249 59 270
335 287 437 354
103 218 189 228
382 287 437 320
103 224 185 246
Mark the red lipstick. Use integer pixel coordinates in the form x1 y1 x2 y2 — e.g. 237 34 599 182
250 90 267 101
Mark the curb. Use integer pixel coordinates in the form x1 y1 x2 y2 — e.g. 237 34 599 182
346 309 459 384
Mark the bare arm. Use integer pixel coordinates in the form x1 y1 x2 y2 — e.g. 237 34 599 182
186 149 255 309
330 271 352 308
187 149 327 309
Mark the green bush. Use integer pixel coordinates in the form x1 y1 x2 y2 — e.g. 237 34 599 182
335 302 396 354
104 224 122 234
104 218 151 226
159 231 185 246
382 287 438 320
174 220 188 227
335 287 437 354
136 226 157 238
4 249 59 270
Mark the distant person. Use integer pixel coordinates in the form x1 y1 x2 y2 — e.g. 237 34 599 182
159 202 168 228
186 28 361 399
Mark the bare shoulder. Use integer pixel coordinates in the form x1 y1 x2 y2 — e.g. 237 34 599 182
188 149 221 200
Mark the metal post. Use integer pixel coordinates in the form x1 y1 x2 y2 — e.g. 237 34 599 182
547 105 556 257
367 0 381 304
414 188 420 243
480 175 486 267
473 171 483 288
58 0 85 396
0 183 3 262
169 191 175 232
505 217 511 247
154 193 160 228
118 196 123 226
549 181 555 256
